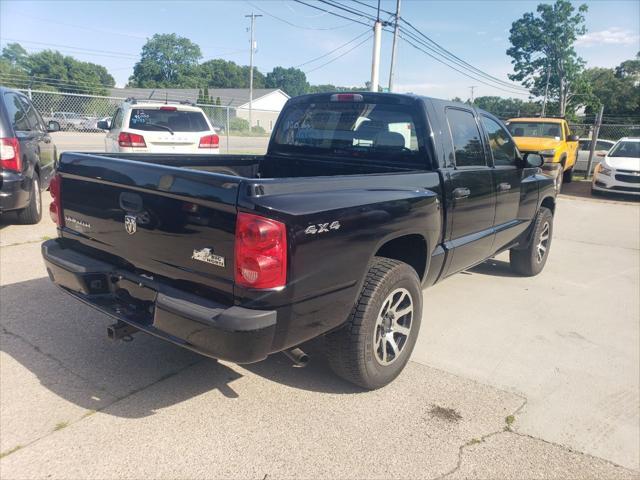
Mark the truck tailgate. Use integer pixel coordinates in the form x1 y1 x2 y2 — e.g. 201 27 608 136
56 153 242 299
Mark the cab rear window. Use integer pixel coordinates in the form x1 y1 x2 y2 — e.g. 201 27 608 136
129 108 209 132
272 101 426 169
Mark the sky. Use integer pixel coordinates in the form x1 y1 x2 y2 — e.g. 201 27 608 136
1 0 638 101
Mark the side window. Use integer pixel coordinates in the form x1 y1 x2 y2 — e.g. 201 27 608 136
19 96 43 131
481 116 517 167
445 108 485 167
112 108 123 129
4 93 31 131
596 141 612 151
578 140 590 151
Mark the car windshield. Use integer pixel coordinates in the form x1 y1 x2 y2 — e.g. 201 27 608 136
507 122 563 139
129 108 209 132
608 141 640 158
272 101 423 167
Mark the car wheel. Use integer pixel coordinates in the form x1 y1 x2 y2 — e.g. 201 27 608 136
563 166 574 184
17 173 42 225
509 207 553 276
325 257 422 390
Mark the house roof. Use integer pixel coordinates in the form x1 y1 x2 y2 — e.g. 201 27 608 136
109 88 288 108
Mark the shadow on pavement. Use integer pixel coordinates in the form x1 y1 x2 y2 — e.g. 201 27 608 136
1 277 360 420
469 258 520 278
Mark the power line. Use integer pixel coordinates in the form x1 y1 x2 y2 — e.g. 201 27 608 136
244 1 352 30
399 19 529 92
399 35 530 97
304 34 373 74
292 0 373 27
398 28 529 95
294 30 370 68
317 0 378 22
349 0 394 16
1 38 138 59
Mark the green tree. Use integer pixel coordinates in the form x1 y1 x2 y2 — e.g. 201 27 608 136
583 56 640 121
473 96 541 118
25 49 114 95
129 33 202 87
265 67 309 97
507 0 588 116
1 43 28 68
615 51 640 82
198 59 265 89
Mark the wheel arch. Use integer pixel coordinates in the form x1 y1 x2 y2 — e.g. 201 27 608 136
540 195 556 214
374 234 429 282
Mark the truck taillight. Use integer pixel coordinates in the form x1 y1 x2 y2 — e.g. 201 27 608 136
118 132 146 148
199 134 219 149
0 137 22 172
49 174 64 226
235 212 287 289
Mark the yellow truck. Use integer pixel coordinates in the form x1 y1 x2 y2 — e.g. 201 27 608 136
505 117 579 189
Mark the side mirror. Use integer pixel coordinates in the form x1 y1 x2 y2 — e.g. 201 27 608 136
597 150 607 157
97 120 111 130
524 152 544 168
568 134 580 142
47 120 61 132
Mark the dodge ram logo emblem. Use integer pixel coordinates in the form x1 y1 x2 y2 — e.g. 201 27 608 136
124 215 137 235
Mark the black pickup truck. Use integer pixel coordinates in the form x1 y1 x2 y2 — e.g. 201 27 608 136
42 93 555 389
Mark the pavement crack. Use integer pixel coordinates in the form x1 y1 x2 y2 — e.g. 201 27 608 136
432 395 528 480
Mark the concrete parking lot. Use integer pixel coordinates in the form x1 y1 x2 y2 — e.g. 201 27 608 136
50 131 270 155
0 186 638 479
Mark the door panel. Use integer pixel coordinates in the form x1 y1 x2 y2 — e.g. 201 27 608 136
441 107 496 276
444 168 496 274
492 167 525 250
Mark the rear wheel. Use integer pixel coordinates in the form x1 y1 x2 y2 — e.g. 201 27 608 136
17 173 42 225
325 257 422 390
510 207 553 276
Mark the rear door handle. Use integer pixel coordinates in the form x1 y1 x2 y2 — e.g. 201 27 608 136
498 182 511 192
453 187 471 199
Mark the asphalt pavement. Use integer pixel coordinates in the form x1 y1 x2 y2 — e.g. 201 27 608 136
0 187 638 479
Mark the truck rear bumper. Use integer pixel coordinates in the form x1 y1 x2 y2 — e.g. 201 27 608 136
41 240 276 363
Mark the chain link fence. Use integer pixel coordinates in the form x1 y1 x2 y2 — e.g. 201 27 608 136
570 123 640 142
18 89 279 154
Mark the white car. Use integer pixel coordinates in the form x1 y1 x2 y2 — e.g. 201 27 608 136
591 137 640 196
576 138 615 172
98 100 219 154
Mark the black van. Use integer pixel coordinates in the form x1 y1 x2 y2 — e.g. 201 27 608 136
0 87 60 224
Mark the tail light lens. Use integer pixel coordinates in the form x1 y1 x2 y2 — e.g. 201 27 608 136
199 134 219 149
235 212 287 289
118 132 146 148
49 174 64 226
0 137 22 172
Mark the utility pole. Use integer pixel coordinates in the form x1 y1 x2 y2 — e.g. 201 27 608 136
469 86 477 103
541 64 550 116
370 0 382 92
245 13 262 131
388 0 401 92
585 104 604 178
